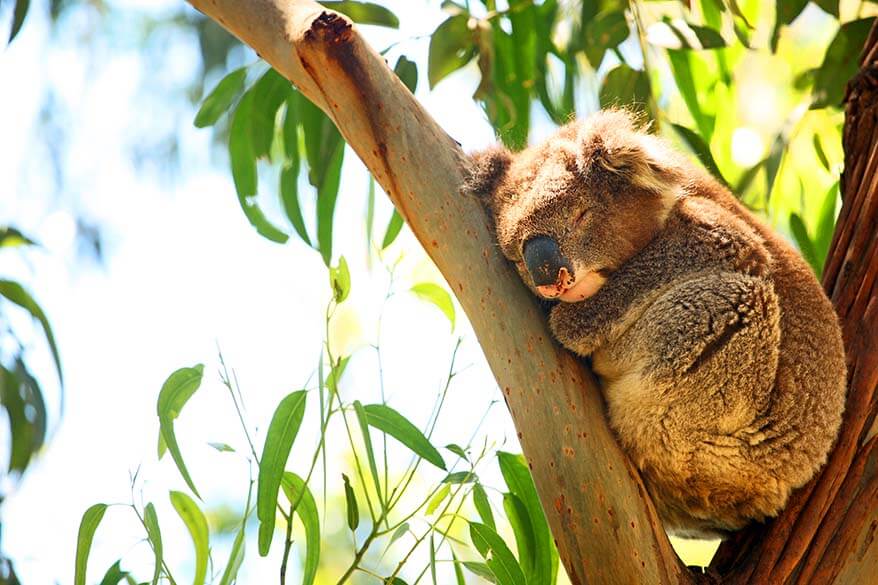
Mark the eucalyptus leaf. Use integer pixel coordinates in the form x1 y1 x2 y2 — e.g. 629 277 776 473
280 472 320 585
143 503 163 585
329 256 351 303
9 0 29 43
812 18 876 110
426 484 450 515
319 1 399 28
469 521 526 585
194 68 247 128
394 55 418 93
671 123 728 187
353 400 384 507
0 279 63 386
362 404 446 470
472 483 495 529
156 364 204 498
428 14 477 88
74 503 108 585
599 64 651 118
790 213 820 277
257 390 308 555
381 209 404 249
317 141 345 265
170 491 209 585
462 561 497 583
410 283 455 330
342 473 360 530
97 560 132 585
503 493 535 577
0 226 38 248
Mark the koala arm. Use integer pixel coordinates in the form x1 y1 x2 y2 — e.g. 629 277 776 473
549 202 772 357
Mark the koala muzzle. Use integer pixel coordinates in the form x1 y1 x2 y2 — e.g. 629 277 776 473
523 235 572 287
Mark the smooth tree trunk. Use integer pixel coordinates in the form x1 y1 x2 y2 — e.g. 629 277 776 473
185 2 878 583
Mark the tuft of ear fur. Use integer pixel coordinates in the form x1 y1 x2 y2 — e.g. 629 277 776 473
462 146 512 201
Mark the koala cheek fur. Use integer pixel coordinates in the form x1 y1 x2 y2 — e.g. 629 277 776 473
467 110 847 539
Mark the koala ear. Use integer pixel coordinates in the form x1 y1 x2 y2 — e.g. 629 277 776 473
462 146 512 202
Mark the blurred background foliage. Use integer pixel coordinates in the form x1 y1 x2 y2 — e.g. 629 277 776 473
2 0 874 583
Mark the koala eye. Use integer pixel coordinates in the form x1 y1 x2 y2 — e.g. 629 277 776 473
572 208 591 227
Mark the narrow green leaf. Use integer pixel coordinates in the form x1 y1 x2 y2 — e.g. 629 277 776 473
319 1 399 28
445 443 468 460
394 55 418 93
472 483 494 529
74 503 108 585
428 14 476 88
329 256 351 303
671 123 728 187
2 362 47 473
342 473 360 530
462 561 497 583
98 560 131 585
257 390 308 556
429 533 438 585
497 452 557 585
771 0 808 52
389 522 409 545
317 141 345 265
0 279 63 386
0 226 38 248
280 472 320 585
814 0 839 17
812 18 876 109
229 92 289 244
469 522 526 585
442 471 476 484
158 433 167 459
194 68 247 128
326 355 350 396
667 49 713 140
208 441 235 453
815 182 839 269
249 68 293 160
451 548 467 585
353 400 384 508
362 404 446 470
280 162 312 247
157 364 204 498
655 19 725 50
365 177 376 251
170 491 209 585
503 493 535 577
426 484 450 515
790 213 820 276
381 210 404 249
410 283 455 330
219 488 252 585
143 503 163 585
583 9 629 68
813 134 831 171
9 0 29 43
599 64 651 118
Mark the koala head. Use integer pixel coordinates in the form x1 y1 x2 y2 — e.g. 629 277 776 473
464 110 687 302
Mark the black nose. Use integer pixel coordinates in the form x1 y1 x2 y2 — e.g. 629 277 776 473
522 236 571 286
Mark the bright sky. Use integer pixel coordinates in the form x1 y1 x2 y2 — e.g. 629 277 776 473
0 1 524 582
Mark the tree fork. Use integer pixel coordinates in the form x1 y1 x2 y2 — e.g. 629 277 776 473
185 1 686 582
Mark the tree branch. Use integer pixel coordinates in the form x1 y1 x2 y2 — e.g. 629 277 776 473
185 1 687 583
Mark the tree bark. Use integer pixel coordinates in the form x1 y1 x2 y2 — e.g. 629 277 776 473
709 21 878 585
185 2 878 584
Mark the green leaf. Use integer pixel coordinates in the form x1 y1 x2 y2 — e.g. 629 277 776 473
157 365 204 498
442 471 476 484
342 473 360 530
257 390 308 556
671 123 728 187
249 68 293 160
0 226 38 248
362 404 446 470
497 452 557 585
462 561 496 583
469 522 526 585
426 484 450 515
280 161 312 247
0 279 63 386
9 0 29 43
170 491 209 585
812 18 876 110
280 472 320 585
584 9 629 69
353 400 384 508
2 361 47 473
158 433 167 459
503 493 535 577
366 177 376 251
814 0 839 17
208 442 235 453
98 560 132 585
389 522 409 545
317 141 345 265
472 483 495 529
428 14 477 88
229 92 290 244
74 503 108 585
329 256 351 303
815 182 838 269
143 503 163 585
319 1 399 28
429 533 438 585
654 19 725 50
771 0 808 52
445 443 468 460
813 134 831 171
410 283 455 330
394 55 418 93
219 487 252 585
451 548 467 585
667 49 714 140
381 210 404 249
790 213 820 276
326 355 350 395
194 68 247 128
599 64 651 118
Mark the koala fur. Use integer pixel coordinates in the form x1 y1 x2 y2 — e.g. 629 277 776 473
465 110 847 538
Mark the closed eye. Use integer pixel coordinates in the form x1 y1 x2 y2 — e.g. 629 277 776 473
573 208 590 226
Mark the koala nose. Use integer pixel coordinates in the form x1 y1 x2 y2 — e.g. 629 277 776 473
523 235 571 287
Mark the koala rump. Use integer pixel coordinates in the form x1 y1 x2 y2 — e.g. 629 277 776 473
465 110 846 538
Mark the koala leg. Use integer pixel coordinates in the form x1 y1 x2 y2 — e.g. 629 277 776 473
596 271 785 536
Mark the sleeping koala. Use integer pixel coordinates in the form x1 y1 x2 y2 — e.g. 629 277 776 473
464 110 846 538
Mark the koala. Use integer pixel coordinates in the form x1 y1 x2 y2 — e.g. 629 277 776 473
464 110 847 538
